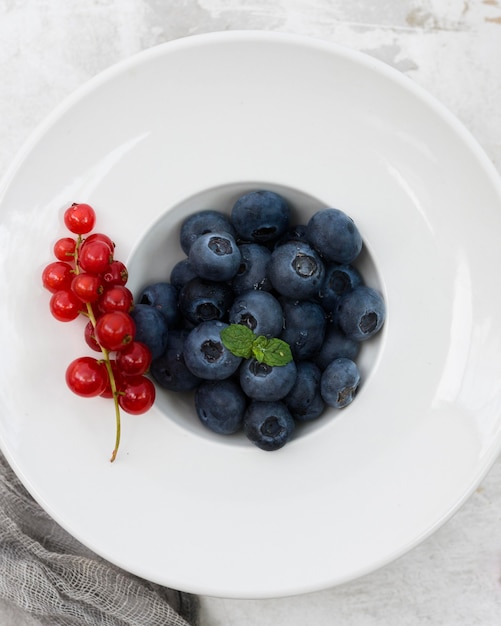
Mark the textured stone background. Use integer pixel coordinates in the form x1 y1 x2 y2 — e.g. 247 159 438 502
1 1 501 624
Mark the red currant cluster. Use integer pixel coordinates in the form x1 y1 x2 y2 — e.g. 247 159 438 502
41 202 155 462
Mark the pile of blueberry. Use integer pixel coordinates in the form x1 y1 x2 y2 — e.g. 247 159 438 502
131 190 385 451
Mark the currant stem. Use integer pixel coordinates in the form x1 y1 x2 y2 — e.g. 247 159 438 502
75 235 122 463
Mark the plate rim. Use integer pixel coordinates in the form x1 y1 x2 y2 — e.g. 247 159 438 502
2 29 501 598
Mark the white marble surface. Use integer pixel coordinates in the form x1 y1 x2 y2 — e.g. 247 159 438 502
2 1 501 624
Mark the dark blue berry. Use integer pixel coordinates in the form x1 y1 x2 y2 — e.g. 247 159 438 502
180 209 236 254
195 379 247 435
170 258 198 290
280 299 326 360
231 243 272 295
188 231 241 281
138 281 179 327
306 208 362 264
314 322 360 370
150 329 201 392
318 263 363 314
274 224 308 248
335 286 386 341
267 240 325 300
320 358 360 408
231 190 290 243
239 358 297 401
244 401 295 451
284 361 325 421
130 303 169 360
179 277 233 325
229 290 283 338
184 321 241 380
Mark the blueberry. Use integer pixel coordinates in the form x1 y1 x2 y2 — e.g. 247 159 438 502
267 240 325 300
150 329 201 392
306 208 362 264
179 277 233 325
231 243 272 295
320 357 360 409
130 303 169 360
231 190 290 243
239 358 297 401
184 321 242 380
195 379 247 435
170 258 198 290
335 286 386 341
284 361 325 421
188 230 241 281
274 224 308 248
280 299 326 360
180 209 236 254
244 401 295 451
229 290 283 338
314 322 360 370
318 263 363 314
138 281 179 327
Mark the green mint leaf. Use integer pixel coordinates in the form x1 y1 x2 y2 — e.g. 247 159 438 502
220 324 255 358
251 335 269 363
221 326 294 366
252 336 293 367
261 337 293 366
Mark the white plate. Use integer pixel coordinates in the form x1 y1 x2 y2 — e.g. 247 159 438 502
1 31 501 599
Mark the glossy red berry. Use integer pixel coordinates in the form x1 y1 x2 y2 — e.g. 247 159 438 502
116 341 152 376
65 356 108 397
84 232 115 250
97 285 133 314
49 290 82 322
53 237 77 262
71 273 104 303
78 239 113 274
63 203 96 235
118 375 156 414
84 320 102 352
101 260 128 286
42 261 74 293
95 311 136 351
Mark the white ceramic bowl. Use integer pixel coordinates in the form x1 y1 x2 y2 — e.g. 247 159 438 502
1 31 501 599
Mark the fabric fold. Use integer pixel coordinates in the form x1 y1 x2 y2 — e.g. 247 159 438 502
0 452 198 626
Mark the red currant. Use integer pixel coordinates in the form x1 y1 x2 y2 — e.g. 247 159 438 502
49 290 82 322
42 261 74 293
97 285 133 314
53 237 76 262
44 204 156 462
118 375 156 414
101 260 128 286
84 320 102 352
116 341 152 376
95 311 136 351
71 273 104 303
64 203 96 235
78 239 113 274
65 356 108 397
84 232 115 250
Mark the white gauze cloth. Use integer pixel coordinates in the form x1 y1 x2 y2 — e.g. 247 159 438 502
0 452 198 626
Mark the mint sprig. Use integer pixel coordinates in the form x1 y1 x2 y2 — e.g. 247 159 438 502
220 324 293 367
220 324 255 358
